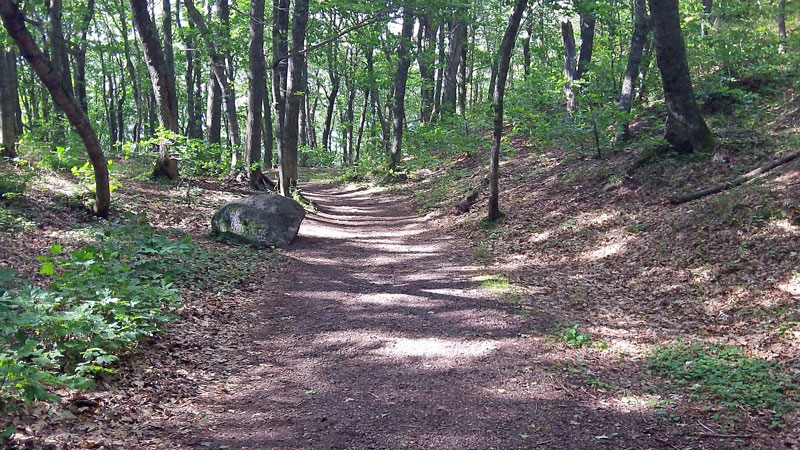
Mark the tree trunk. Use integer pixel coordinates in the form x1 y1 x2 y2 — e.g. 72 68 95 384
617 0 649 141
279 0 308 195
354 88 369 162
162 0 177 119
263 72 274 167
417 15 436 123
0 0 110 216
73 0 95 113
442 19 466 115
389 8 415 171
575 14 595 79
778 0 787 53
0 46 19 157
184 18 201 138
488 0 527 221
432 23 445 120
271 0 289 167
457 26 467 115
701 0 713 35
649 0 714 153
118 0 142 141
322 74 339 152
343 84 356 165
561 20 577 111
184 0 241 168
522 17 532 77
206 69 222 143
130 0 180 179
298 61 308 148
245 0 274 189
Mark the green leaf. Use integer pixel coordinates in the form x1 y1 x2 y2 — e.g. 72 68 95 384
39 262 55 276
50 244 62 255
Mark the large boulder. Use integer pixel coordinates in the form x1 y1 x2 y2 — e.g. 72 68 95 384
211 194 305 248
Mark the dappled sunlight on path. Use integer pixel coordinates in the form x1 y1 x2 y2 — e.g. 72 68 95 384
164 183 672 449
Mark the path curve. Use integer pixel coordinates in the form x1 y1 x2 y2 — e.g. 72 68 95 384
171 183 664 449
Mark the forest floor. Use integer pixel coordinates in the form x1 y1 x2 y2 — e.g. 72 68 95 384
3 166 797 448
2 95 800 449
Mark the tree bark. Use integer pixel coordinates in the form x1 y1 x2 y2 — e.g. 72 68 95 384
457 27 467 115
488 0 527 221
130 0 180 179
432 23 445 120
575 14 595 80
244 0 274 189
417 15 436 123
442 18 466 115
561 20 577 111
322 71 340 152
389 7 415 171
206 68 222 143
649 0 714 153
778 0 787 53
0 46 19 157
0 0 110 216
271 0 289 166
183 0 241 166
280 0 308 195
617 0 649 141
263 72 274 167
73 0 95 113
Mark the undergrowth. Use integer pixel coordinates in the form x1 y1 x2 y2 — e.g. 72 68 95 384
647 341 797 428
0 218 264 408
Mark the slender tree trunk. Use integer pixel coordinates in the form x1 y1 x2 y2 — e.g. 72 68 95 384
778 0 787 53
354 88 369 162
561 20 577 111
206 69 222 143
617 0 649 140
418 15 436 123
130 0 180 179
322 74 339 152
184 0 241 163
442 19 466 115
488 0 527 221
280 0 308 195
162 0 177 118
184 18 201 138
648 0 714 153
73 0 95 113
432 23 445 120
701 0 713 35
244 0 274 189
0 0 110 216
389 8 415 171
0 46 19 157
298 62 308 148
263 72 274 166
271 0 289 166
366 47 388 151
522 18 532 77
457 28 467 115
119 0 142 141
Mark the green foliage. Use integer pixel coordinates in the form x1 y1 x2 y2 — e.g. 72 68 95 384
648 341 797 426
35 145 83 172
557 323 592 348
70 160 122 196
136 129 232 178
0 221 194 406
0 162 32 199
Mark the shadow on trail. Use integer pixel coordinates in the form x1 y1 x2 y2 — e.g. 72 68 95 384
165 184 680 449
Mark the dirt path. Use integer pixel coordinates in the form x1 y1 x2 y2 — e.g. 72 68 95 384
162 183 674 449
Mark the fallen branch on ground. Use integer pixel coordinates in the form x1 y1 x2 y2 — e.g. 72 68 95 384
670 148 800 204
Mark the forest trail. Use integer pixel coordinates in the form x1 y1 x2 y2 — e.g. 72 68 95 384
162 183 665 449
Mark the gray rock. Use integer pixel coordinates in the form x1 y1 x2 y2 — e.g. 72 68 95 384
211 194 305 248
